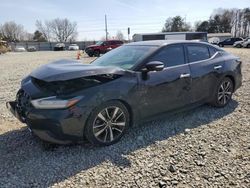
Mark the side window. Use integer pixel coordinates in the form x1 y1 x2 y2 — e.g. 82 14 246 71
149 45 185 67
208 46 218 57
187 45 210 62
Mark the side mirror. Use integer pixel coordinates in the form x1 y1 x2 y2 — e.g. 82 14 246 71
146 61 164 72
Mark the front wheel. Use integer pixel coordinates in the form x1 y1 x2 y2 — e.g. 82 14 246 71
210 77 234 107
236 44 242 48
84 101 130 146
93 50 100 57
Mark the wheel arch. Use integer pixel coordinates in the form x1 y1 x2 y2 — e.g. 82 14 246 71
115 99 134 127
224 75 236 91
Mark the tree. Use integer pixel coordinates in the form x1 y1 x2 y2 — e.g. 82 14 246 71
162 16 191 32
36 18 77 42
33 30 46 42
195 21 210 32
116 30 124 40
36 20 53 42
49 18 77 42
0 21 25 42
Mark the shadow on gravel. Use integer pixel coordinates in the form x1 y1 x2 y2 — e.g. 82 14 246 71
0 100 238 187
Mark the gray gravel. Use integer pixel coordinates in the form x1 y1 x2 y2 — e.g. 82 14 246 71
0 49 249 187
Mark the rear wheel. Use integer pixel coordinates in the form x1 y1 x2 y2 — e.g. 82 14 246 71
247 44 250 48
210 77 234 107
84 101 130 146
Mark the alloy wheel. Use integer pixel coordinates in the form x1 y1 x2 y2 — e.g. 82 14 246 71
93 106 126 143
217 80 233 105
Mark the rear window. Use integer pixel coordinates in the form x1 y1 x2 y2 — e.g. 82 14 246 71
187 45 210 62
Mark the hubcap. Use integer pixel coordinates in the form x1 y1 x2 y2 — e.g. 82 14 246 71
93 106 126 143
218 81 232 105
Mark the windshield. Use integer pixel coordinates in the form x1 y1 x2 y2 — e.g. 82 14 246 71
95 41 103 45
91 45 157 70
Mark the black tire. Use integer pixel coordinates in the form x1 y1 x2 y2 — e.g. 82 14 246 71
236 44 242 48
87 53 94 57
93 50 100 57
247 44 250 48
210 77 234 107
84 101 130 146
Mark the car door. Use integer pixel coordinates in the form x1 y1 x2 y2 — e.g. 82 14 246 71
137 44 192 118
224 38 231 45
186 44 225 103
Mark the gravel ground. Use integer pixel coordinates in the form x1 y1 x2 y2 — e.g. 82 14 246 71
0 49 249 188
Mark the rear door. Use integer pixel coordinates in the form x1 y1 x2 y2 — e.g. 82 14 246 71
138 44 192 118
186 44 224 102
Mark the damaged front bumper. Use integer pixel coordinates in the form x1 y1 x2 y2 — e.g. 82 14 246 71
6 101 26 123
6 100 88 144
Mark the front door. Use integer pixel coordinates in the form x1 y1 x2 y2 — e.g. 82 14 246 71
137 44 192 118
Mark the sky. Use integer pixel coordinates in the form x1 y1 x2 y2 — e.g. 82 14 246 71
0 0 250 40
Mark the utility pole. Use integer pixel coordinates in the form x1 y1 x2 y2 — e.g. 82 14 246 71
128 27 130 42
105 14 108 41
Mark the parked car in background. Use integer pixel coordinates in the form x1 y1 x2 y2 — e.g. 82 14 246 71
68 44 79 50
242 38 250 48
7 40 242 146
233 37 250 48
14 46 26 52
217 37 243 47
27 46 37 52
85 40 123 57
54 43 65 51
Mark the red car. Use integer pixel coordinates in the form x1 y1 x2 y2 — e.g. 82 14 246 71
85 40 123 57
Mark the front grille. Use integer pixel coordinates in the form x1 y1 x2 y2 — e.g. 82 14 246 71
16 89 31 119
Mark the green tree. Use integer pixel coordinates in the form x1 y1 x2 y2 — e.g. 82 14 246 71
162 16 190 32
196 21 210 32
33 30 47 42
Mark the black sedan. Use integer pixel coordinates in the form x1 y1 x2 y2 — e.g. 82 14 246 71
7 40 242 146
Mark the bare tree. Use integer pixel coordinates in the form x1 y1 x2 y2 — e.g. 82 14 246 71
0 21 25 42
36 20 52 41
36 18 77 42
116 30 124 40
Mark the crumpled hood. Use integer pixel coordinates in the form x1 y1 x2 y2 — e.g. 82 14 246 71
30 59 125 82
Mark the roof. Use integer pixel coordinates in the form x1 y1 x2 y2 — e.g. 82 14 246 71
133 32 207 36
126 40 209 46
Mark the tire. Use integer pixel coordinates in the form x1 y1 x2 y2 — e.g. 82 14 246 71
84 101 130 146
247 44 250 48
210 77 234 107
93 50 100 57
236 44 242 48
87 53 93 57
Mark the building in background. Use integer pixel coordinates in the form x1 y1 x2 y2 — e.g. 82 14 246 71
133 32 207 42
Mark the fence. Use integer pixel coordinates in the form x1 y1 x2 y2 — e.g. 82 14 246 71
8 41 96 51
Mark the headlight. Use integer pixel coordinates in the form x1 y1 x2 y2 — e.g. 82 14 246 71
31 96 83 109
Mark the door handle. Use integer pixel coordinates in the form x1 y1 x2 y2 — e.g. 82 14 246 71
214 65 222 70
180 73 190 78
